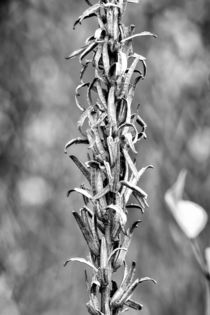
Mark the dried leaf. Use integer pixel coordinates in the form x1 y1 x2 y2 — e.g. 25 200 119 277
118 278 140 305
79 42 98 64
120 123 138 143
92 126 108 161
126 75 142 108
139 277 157 284
65 46 87 60
119 54 145 98
122 261 136 289
113 234 131 270
75 82 90 111
87 78 97 106
67 187 92 199
135 165 153 183
73 211 99 256
64 137 88 153
90 163 104 196
111 261 136 306
129 220 142 233
123 149 138 177
77 106 92 136
64 257 98 272
73 4 101 29
126 203 142 211
121 31 157 43
85 35 96 45
116 99 128 125
107 135 118 166
104 161 114 187
121 180 147 198
86 129 101 159
80 60 91 83
96 80 107 109
123 132 137 154
69 155 91 183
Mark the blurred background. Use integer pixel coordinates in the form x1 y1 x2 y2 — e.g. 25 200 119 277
0 0 210 314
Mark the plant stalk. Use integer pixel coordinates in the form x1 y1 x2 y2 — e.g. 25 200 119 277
64 1 156 314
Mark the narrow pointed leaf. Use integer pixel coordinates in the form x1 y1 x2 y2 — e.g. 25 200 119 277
80 60 91 83
69 155 91 183
79 41 98 63
121 180 147 198
67 187 92 199
126 203 143 211
73 211 99 256
129 220 142 233
122 261 136 289
77 106 92 136
64 138 88 153
65 46 87 60
139 277 157 284
121 32 157 43
96 80 107 109
75 82 90 111
64 257 98 272
73 4 101 29
113 234 131 270
118 278 140 305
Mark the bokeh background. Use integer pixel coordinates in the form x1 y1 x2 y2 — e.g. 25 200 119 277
0 0 210 314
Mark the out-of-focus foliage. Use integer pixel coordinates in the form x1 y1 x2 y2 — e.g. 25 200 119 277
0 0 210 315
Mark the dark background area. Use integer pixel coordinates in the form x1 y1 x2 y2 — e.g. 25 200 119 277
0 0 210 314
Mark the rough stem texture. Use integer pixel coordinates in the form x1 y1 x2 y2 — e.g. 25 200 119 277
64 1 156 314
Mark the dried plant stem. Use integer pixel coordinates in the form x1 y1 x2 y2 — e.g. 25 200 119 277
64 1 156 314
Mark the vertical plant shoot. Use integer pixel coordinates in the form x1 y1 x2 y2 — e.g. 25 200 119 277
64 1 157 314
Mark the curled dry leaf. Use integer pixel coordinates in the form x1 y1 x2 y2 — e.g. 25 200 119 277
67 187 92 199
64 257 98 272
121 31 157 43
64 137 89 153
